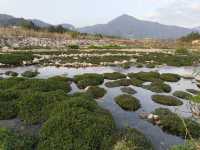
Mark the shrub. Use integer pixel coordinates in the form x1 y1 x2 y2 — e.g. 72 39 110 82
173 91 192 100
113 128 154 150
103 72 126 80
115 94 141 111
186 89 200 95
74 73 104 89
21 70 39 78
0 89 20 119
143 80 171 93
86 86 107 99
153 108 200 138
160 73 181 82
120 87 137 94
152 95 183 106
0 127 37 150
105 79 132 88
128 71 160 82
38 96 115 150
5 71 18 77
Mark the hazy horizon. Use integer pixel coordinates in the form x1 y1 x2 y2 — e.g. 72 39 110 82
0 0 200 28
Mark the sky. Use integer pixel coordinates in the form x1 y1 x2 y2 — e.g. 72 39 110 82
0 0 200 28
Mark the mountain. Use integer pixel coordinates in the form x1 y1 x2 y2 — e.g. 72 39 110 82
79 14 194 39
30 19 51 28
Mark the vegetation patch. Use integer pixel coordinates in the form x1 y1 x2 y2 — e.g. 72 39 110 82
130 78 145 87
86 86 107 99
153 108 200 138
113 128 154 150
115 94 141 111
21 70 39 78
74 73 104 89
128 71 160 82
143 80 171 93
0 127 37 150
105 79 132 88
120 87 137 94
152 95 183 106
160 73 181 82
37 94 116 150
170 140 200 150
5 71 18 77
186 89 200 95
103 72 126 80
173 91 193 100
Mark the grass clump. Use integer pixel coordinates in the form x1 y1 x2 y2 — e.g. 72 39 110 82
170 140 200 150
105 79 132 88
152 95 183 106
86 86 107 99
186 89 200 95
173 91 193 100
74 73 104 89
0 127 37 150
130 78 145 87
21 70 39 78
5 71 18 77
160 73 181 82
143 80 171 93
128 71 160 82
153 108 200 138
115 94 141 111
120 87 137 94
103 72 126 80
113 128 154 150
37 94 116 150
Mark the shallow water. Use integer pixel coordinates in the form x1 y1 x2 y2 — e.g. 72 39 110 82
0 65 200 150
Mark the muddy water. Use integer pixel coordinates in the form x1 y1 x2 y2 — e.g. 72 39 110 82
0 65 199 150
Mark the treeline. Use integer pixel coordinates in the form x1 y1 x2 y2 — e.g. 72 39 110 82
180 32 200 42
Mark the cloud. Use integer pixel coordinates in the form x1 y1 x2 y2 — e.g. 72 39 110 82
147 0 200 28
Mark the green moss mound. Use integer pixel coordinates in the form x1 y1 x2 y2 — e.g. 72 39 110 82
160 73 181 82
86 86 107 99
103 72 126 80
152 95 183 106
128 71 160 82
74 73 104 89
113 128 154 150
120 87 137 94
105 79 132 88
21 70 39 78
115 94 141 111
0 89 20 119
37 94 115 150
5 71 18 77
153 108 200 138
186 89 200 95
143 80 171 93
130 78 145 87
0 127 37 150
18 90 68 124
173 91 192 100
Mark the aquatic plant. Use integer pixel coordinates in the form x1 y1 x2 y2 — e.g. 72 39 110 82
143 80 171 93
105 79 132 88
115 94 141 111
128 71 160 82
152 95 183 106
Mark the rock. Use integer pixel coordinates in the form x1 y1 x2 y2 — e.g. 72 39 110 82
148 114 154 120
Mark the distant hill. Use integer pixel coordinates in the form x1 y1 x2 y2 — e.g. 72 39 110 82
79 14 195 39
30 19 51 28
60 24 75 30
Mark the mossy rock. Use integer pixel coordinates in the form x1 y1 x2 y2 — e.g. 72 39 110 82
153 108 200 138
120 87 137 94
86 86 107 99
186 89 200 95
115 94 141 111
5 71 18 77
21 70 39 78
74 73 104 89
128 71 160 82
38 95 115 150
152 95 183 106
160 73 181 82
0 127 37 150
105 79 132 88
103 72 126 80
143 80 171 93
113 128 154 150
173 91 193 100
